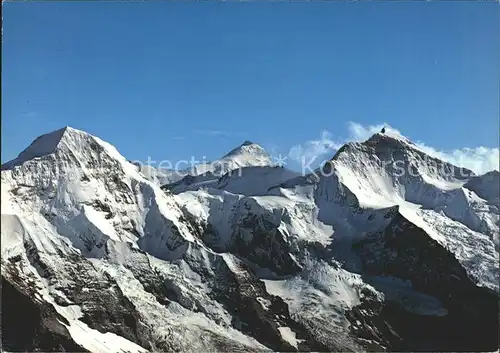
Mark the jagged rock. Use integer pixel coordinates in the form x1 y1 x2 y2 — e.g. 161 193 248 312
1 126 498 352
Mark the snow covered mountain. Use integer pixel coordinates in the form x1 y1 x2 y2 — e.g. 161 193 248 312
159 141 283 195
137 140 274 188
2 126 498 352
200 140 274 175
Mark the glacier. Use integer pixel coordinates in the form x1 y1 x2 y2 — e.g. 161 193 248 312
1 126 498 352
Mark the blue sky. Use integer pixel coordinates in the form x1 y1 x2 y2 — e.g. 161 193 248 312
2 2 499 173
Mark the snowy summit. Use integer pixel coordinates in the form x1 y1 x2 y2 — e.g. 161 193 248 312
1 126 499 352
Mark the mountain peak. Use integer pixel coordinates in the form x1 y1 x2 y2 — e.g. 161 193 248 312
214 140 272 171
366 131 415 147
223 140 267 158
2 126 95 169
330 131 415 162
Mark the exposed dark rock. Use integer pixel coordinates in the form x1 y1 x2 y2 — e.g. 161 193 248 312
353 212 499 351
1 274 88 352
231 214 301 276
20 239 150 351
206 256 330 352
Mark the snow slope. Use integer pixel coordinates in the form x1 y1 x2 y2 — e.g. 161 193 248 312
133 140 273 189
208 140 274 175
168 166 300 196
0 127 284 351
464 170 500 207
308 132 499 291
161 142 279 194
2 126 498 352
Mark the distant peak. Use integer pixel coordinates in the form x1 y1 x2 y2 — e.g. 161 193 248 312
223 141 257 153
365 131 415 147
484 170 500 177
225 140 265 155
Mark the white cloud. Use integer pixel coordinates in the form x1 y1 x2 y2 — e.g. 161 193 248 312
347 122 402 141
288 121 499 175
415 144 499 175
288 130 342 165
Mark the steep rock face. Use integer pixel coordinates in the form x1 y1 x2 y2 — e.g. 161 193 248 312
353 212 499 351
1 274 88 353
1 237 149 353
214 141 274 174
0 128 340 352
1 127 197 260
177 190 333 276
162 172 219 194
257 132 498 351
464 170 500 207
177 131 499 352
230 212 302 276
311 132 499 291
2 126 499 353
327 133 473 207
